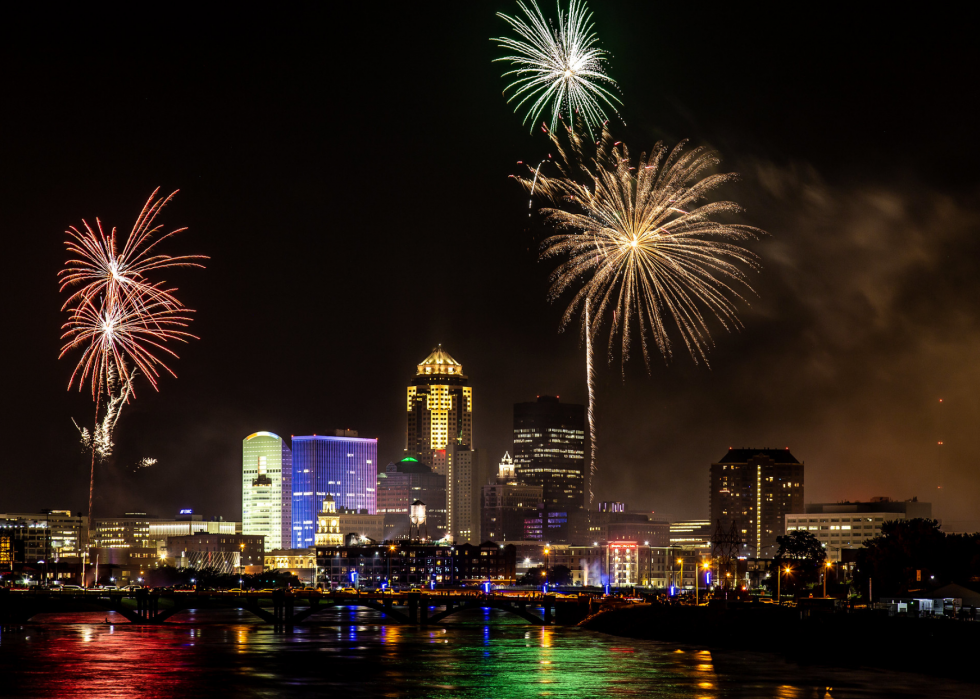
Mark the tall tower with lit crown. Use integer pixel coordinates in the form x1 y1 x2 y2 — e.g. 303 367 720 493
406 345 473 476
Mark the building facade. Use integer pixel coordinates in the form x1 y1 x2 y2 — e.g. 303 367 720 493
513 396 586 538
167 533 265 575
447 443 488 545
314 542 515 588
376 458 447 540
481 461 543 543
242 431 293 552
0 510 88 564
669 520 713 554
709 448 805 558
291 431 378 548
92 513 156 548
785 497 932 561
406 346 473 476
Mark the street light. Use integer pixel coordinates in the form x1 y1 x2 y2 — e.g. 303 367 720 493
676 558 684 595
777 565 793 605
697 561 710 606
823 560 833 597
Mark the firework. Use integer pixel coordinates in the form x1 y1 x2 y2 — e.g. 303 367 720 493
518 124 763 497
494 0 620 137
60 290 196 396
135 457 158 471
59 188 206 319
58 190 204 579
520 124 763 367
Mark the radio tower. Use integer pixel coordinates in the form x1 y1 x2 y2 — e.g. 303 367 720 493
937 398 945 520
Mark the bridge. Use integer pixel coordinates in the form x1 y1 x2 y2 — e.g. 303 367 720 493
0 588 597 627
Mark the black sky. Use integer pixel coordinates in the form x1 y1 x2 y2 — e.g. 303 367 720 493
2 3 978 528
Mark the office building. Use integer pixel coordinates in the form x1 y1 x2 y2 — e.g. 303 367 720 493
291 430 378 548
513 396 586 516
447 443 488 545
92 513 157 548
709 448 805 558
586 504 669 546
481 453 544 542
376 458 447 540
242 431 292 552
785 497 932 561
148 512 237 542
669 520 713 554
406 345 473 476
0 510 88 564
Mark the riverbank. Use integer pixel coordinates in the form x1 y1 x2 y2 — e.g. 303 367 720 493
581 603 980 683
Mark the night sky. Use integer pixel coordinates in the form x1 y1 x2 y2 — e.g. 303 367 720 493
2 4 977 529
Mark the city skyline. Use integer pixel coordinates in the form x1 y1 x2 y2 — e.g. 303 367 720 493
2 3 978 532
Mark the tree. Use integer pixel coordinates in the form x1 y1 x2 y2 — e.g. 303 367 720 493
853 518 977 598
763 529 826 595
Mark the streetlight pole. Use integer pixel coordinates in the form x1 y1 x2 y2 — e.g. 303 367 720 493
677 558 683 597
823 559 832 597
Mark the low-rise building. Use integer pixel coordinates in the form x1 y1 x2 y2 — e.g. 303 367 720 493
785 497 932 561
166 533 265 575
265 548 316 583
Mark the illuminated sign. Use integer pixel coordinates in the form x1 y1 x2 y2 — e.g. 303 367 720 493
179 509 193 515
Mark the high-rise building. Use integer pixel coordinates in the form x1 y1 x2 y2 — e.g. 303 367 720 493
242 432 292 552
481 452 543 542
406 346 472 476
291 430 377 548
709 448 805 558
785 497 931 561
376 457 447 540
513 396 586 543
447 443 488 545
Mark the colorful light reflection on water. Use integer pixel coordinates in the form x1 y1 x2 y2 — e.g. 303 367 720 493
0 608 971 698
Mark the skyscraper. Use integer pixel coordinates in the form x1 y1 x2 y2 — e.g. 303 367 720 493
709 448 805 558
406 345 472 476
291 430 377 548
242 432 292 552
447 443 488 545
513 396 586 513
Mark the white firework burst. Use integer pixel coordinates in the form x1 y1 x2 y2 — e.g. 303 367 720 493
494 0 621 136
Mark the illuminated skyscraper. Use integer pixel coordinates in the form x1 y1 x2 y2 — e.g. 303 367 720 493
513 396 586 512
291 430 377 548
709 448 805 558
242 432 292 552
513 396 586 544
406 345 472 476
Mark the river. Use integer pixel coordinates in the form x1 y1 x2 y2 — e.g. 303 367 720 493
0 607 971 697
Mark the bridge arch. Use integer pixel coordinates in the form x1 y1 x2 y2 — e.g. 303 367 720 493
427 600 545 625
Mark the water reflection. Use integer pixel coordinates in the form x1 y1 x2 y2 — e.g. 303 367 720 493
0 609 972 698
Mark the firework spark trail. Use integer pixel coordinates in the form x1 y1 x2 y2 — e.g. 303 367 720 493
72 363 135 462
494 0 621 137
585 304 597 505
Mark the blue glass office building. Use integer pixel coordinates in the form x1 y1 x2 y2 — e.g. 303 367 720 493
291 433 378 548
